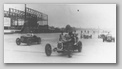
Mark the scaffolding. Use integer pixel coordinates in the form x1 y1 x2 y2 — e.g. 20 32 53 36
4 6 48 33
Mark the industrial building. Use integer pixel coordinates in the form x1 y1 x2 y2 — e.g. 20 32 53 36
4 6 48 33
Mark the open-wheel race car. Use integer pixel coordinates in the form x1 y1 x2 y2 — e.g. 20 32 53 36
16 34 41 45
83 34 92 39
98 34 106 39
45 33 82 58
81 33 92 39
103 34 115 42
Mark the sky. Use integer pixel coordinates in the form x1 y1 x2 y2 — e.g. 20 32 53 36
4 4 116 31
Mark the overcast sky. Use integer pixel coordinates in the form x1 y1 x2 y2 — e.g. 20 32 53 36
4 4 116 31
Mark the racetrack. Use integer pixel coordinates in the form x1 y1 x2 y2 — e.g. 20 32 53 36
4 32 116 63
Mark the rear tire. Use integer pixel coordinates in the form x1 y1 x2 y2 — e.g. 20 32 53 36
45 44 52 56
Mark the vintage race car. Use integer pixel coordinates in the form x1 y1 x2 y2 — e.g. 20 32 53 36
45 36 82 58
16 34 41 45
81 33 92 39
103 34 115 42
98 34 106 39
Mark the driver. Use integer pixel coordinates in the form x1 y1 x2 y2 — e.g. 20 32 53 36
63 31 75 45
69 31 75 43
27 31 34 37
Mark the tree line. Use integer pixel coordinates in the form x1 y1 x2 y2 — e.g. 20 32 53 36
49 24 77 32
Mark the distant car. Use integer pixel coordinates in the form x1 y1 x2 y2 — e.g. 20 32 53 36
98 34 106 39
81 33 92 39
83 34 92 39
103 34 115 42
16 34 41 45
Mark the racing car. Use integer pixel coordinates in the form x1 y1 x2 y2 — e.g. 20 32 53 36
16 33 41 45
81 33 92 39
103 34 115 42
45 33 82 58
98 34 106 39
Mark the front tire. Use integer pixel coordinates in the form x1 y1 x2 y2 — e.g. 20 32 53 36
16 38 21 45
45 44 52 56
78 41 82 52
103 39 105 42
67 43 72 58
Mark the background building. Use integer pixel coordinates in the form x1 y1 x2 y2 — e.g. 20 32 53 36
4 6 48 33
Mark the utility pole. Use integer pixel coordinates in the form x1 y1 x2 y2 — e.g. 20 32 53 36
24 4 26 25
24 4 28 32
47 15 48 31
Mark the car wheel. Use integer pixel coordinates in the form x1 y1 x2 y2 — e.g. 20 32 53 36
113 38 115 42
103 39 105 42
45 44 52 56
67 43 72 58
16 38 21 45
78 41 82 52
